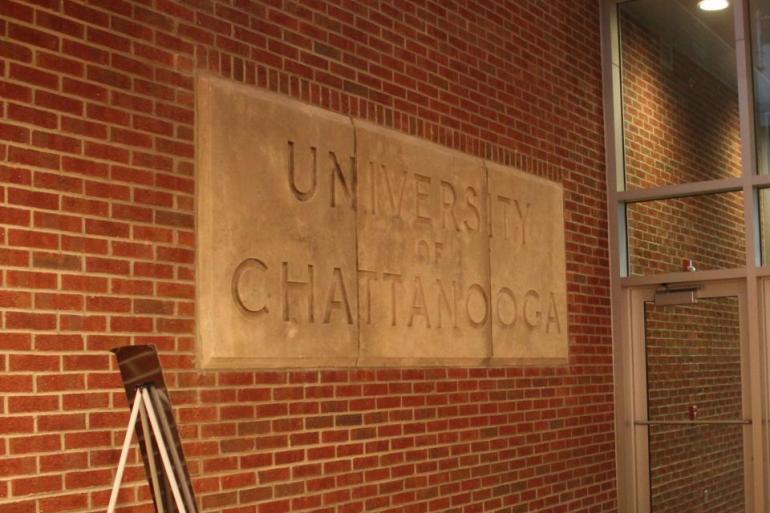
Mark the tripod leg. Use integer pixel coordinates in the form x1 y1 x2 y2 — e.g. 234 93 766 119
148 386 195 512
106 391 143 513
140 387 188 513
139 400 165 513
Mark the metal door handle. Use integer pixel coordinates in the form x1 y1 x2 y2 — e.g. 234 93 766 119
634 419 751 426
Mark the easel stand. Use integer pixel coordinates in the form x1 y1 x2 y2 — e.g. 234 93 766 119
106 385 188 513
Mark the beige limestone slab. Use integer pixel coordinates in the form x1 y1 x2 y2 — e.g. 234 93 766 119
487 162 568 362
196 75 569 369
196 75 358 368
355 121 492 366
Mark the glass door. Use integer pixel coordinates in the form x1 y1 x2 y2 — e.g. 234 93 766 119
630 281 753 512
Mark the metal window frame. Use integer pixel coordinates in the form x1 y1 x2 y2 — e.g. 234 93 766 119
599 0 770 510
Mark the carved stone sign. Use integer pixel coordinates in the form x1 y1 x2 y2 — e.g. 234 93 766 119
196 75 568 368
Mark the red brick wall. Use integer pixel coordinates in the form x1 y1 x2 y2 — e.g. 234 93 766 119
0 2 614 513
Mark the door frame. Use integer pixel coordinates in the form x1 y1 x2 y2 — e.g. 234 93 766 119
621 279 763 512
600 0 770 510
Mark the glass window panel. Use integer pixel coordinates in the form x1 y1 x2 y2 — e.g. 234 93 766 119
645 297 745 513
645 297 743 422
626 192 745 275
753 1 770 175
649 424 745 513
619 0 741 190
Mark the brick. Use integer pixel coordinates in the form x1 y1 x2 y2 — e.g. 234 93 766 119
0 165 33 186
87 296 130 313
0 502 37 513
110 316 153 332
112 240 153 258
0 80 33 102
86 256 130 275
38 493 88 513
37 51 84 76
8 146 60 170
9 354 61 372
64 1 109 26
63 39 109 64
0 247 30 267
8 228 59 249
62 78 106 101
10 62 58 89
133 114 173 136
155 210 194 228
0 456 36 478
35 374 85 392
112 278 153 295
112 204 153 224
85 219 129 237
60 119 105 143
61 274 107 293
87 65 131 89
63 354 109 371
62 196 108 217
62 235 108 254
61 156 109 178
0 289 32 308
64 469 112 490
0 333 31 352
34 212 83 233
8 22 58 50
37 412 86 429
0 374 33 392
134 188 172 207
0 205 31 226
59 314 106 332
8 103 57 128
110 126 153 148
0 122 30 143
8 396 60 414
8 187 59 209
11 475 62 496
63 392 109 410
157 282 194 299
155 173 193 193
35 292 84 310
35 10 85 37
34 170 83 192
86 412 125 431
35 334 84 351
35 91 84 116
87 104 130 126
134 298 174 315
7 270 57 289
132 225 173 243
1 39 33 66
64 430 111 449
112 53 154 79
84 142 130 164
84 180 130 200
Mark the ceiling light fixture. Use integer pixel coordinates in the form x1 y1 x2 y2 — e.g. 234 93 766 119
698 0 729 11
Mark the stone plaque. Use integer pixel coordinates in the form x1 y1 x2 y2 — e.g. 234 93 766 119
356 122 490 366
487 162 568 362
197 76 358 368
196 75 568 368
